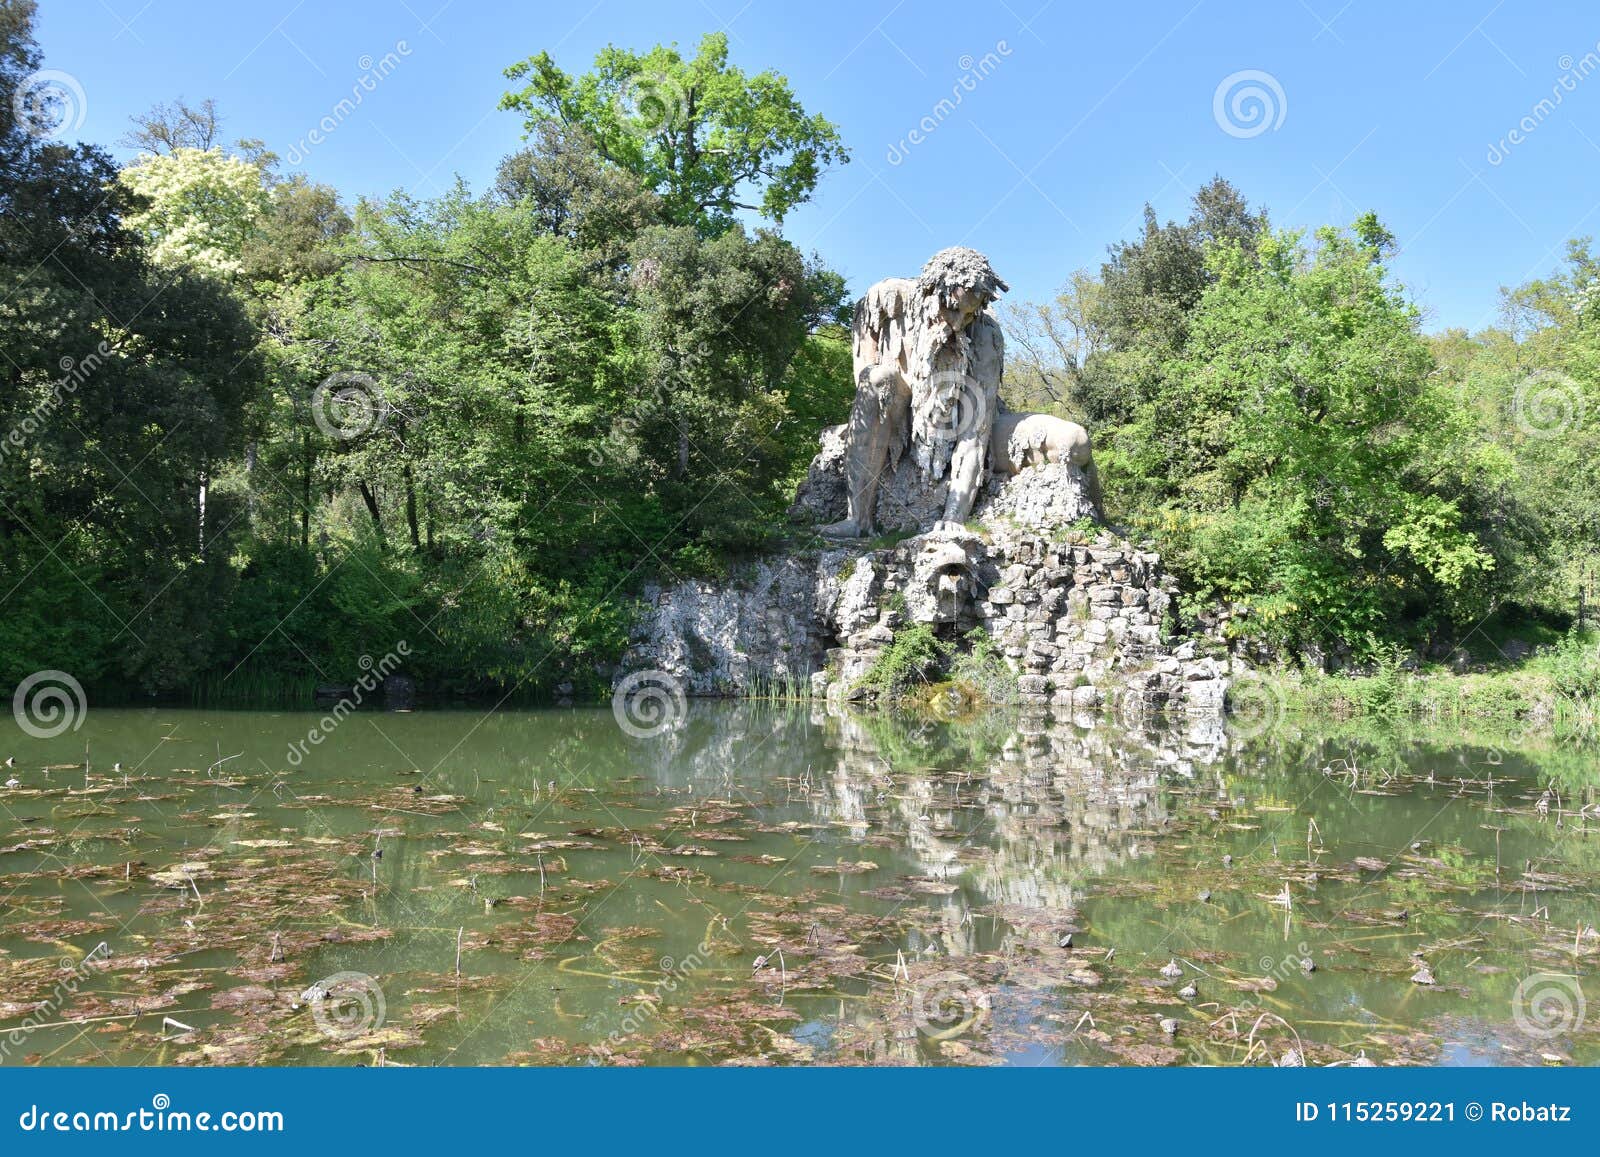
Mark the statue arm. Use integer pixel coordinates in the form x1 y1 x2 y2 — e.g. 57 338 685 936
970 312 1004 395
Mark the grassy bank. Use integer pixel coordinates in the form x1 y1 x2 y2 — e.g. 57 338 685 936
1253 629 1600 737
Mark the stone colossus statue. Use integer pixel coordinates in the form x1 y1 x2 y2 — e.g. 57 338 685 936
821 247 1008 538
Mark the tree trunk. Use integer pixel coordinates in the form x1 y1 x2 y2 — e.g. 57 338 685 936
197 467 208 559
358 480 383 539
403 463 421 550
300 431 312 551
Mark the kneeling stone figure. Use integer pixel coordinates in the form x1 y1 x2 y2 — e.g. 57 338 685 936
821 246 1100 538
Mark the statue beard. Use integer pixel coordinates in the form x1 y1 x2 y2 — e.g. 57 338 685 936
910 305 975 478
913 297 960 377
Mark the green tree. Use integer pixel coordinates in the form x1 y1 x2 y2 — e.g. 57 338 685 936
1441 240 1600 621
118 146 272 276
1006 177 1268 431
4 18 853 700
492 121 660 270
1131 215 1500 655
501 32 848 233
622 221 841 560
1 4 262 692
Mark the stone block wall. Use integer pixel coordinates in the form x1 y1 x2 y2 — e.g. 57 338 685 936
626 525 1230 715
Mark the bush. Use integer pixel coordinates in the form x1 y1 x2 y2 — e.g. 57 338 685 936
1538 629 1600 701
948 628 1018 704
856 624 948 699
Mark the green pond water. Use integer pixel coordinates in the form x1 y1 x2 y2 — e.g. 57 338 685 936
1 702 1596 1067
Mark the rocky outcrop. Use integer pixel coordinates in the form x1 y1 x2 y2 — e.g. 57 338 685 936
791 422 951 534
628 551 853 697
798 523 1229 713
975 460 1100 534
789 423 851 526
626 462 1231 713
965 533 1228 714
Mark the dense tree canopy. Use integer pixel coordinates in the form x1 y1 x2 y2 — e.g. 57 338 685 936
0 5 852 700
1005 183 1595 664
0 1 261 691
0 0 1593 702
1130 215 1499 651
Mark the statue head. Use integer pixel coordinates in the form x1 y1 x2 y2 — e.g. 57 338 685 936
906 538 979 623
918 247 1009 335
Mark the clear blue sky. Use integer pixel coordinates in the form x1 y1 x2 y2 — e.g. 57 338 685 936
33 0 1600 332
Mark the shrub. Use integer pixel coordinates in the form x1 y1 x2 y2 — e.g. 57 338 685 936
1539 629 1600 701
856 624 948 699
948 628 1018 704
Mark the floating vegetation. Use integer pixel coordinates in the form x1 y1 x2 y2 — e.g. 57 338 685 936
1 704 1597 1066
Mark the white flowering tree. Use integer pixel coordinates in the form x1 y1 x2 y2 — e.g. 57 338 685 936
118 146 271 276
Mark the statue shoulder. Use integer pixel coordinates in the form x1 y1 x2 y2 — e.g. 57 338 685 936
854 277 919 324
853 277 920 363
